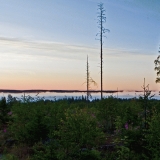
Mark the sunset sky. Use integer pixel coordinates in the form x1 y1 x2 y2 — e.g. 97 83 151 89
0 0 160 90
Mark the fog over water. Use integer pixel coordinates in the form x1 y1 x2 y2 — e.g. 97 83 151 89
0 91 160 101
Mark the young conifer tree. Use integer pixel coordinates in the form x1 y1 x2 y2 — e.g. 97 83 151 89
97 3 110 99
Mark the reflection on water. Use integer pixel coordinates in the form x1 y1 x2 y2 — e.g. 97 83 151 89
0 91 160 100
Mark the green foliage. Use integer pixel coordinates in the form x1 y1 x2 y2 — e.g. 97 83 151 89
50 107 104 159
116 145 131 160
145 111 160 159
0 97 10 126
31 141 58 160
78 149 101 160
1 154 18 160
97 96 118 133
10 102 50 144
0 96 160 159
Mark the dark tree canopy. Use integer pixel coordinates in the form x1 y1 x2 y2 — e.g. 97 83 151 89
154 50 160 83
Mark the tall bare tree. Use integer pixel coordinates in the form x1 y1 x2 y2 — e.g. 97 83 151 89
97 3 110 99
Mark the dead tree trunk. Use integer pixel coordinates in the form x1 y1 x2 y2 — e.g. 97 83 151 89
97 3 110 99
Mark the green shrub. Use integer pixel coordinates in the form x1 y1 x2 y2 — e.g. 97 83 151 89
48 107 105 159
145 111 160 159
0 97 10 126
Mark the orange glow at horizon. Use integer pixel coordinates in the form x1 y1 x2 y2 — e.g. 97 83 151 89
0 73 159 91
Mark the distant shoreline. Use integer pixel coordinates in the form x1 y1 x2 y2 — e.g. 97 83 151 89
0 89 124 93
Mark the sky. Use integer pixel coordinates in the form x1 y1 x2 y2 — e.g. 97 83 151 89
0 0 160 91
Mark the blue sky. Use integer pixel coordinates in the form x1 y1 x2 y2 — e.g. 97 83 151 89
0 0 159 90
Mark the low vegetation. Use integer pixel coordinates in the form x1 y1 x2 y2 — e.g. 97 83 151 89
0 92 160 160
